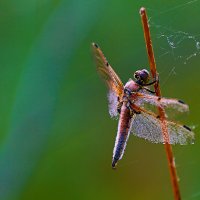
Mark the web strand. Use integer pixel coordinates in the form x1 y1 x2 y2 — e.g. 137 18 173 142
146 1 200 65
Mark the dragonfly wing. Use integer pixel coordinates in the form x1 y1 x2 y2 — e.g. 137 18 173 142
132 92 189 112
108 90 119 117
92 43 124 117
131 108 194 145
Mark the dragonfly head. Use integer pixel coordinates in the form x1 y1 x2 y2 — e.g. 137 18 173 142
134 69 150 85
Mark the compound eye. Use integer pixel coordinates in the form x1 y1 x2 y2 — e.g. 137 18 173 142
134 74 138 79
142 69 149 75
134 71 140 80
139 69 150 83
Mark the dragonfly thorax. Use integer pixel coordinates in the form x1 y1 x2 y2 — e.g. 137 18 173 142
124 79 140 93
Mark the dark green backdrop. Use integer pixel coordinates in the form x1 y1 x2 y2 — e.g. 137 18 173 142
0 1 199 200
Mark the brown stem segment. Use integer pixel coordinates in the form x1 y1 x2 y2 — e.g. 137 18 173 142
139 7 181 200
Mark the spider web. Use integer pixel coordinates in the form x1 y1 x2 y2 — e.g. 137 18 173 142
146 0 200 65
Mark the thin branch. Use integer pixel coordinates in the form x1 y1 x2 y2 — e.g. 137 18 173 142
140 7 181 200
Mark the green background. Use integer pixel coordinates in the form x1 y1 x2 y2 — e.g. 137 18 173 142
0 1 199 200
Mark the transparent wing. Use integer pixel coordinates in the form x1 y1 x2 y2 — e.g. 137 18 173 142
92 43 124 117
107 90 119 117
131 92 189 112
91 43 124 96
131 108 194 145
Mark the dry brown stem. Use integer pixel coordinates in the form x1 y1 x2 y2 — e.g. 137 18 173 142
140 7 181 200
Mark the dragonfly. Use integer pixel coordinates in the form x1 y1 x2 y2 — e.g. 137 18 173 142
91 43 194 168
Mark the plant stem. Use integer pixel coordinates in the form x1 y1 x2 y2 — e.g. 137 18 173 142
139 7 181 200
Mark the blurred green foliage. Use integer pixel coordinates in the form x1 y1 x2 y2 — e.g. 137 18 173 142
0 0 199 200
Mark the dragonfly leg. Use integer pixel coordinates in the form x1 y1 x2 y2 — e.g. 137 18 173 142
143 87 156 94
124 88 132 96
127 100 140 116
117 102 123 114
129 108 134 116
126 101 132 116
142 73 159 86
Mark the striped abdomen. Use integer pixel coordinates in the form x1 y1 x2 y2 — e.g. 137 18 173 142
112 103 133 168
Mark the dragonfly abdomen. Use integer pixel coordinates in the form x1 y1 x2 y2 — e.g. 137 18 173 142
112 103 133 168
